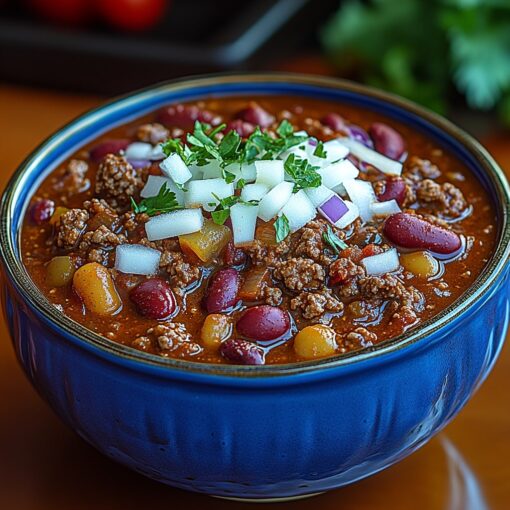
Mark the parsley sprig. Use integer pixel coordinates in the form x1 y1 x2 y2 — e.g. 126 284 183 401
283 153 322 192
274 214 291 243
322 225 348 254
130 184 182 217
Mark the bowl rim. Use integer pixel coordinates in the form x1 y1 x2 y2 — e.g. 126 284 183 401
1 72 510 378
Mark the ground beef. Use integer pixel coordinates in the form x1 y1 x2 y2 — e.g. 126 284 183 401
290 290 344 319
139 322 202 357
78 225 127 265
404 156 441 183
329 256 366 285
337 327 377 353
260 285 283 306
95 154 143 208
291 219 339 263
416 179 467 218
136 123 170 144
84 198 116 217
244 238 291 266
274 257 325 291
140 238 200 292
56 159 90 195
55 208 89 249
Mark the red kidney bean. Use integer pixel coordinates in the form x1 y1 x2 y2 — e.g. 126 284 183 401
376 177 407 206
157 104 220 129
130 278 176 320
383 213 461 255
30 199 55 225
236 104 274 128
225 119 255 138
369 122 405 160
321 112 345 131
204 268 240 313
236 305 290 342
219 338 265 365
223 241 247 266
89 139 130 163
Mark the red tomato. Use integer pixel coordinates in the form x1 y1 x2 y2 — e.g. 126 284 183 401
26 0 92 25
95 0 168 31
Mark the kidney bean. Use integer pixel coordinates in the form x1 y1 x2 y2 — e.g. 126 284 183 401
369 122 405 160
383 213 461 255
236 305 290 342
376 177 407 206
30 199 55 224
219 338 265 365
225 119 255 138
223 241 247 266
157 104 220 129
346 124 373 147
130 278 177 320
89 139 130 163
204 268 240 313
321 112 345 131
235 104 274 128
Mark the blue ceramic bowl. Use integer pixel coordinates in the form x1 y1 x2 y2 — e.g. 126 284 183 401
1 74 509 501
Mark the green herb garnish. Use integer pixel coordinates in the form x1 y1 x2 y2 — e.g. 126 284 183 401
322 225 348 254
130 184 182 217
209 194 258 225
313 141 327 158
274 214 291 243
284 154 322 191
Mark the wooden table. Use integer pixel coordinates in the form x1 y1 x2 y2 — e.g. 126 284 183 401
0 84 509 510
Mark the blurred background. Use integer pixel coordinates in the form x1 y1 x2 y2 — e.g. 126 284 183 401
1 0 510 135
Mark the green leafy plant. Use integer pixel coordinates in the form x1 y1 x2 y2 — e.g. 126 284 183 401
321 0 510 124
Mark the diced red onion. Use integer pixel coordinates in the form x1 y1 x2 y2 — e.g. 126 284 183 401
346 125 373 147
318 194 349 224
128 159 151 169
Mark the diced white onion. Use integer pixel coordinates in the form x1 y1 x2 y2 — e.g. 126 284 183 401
334 200 359 229
241 183 269 202
255 160 285 189
258 181 294 222
125 142 153 161
322 139 350 163
145 209 203 241
343 179 376 222
115 244 161 275
304 185 333 207
201 160 223 179
279 190 316 232
338 138 403 176
230 203 259 245
371 199 401 217
239 162 257 182
185 178 234 211
318 159 359 189
150 144 166 160
279 145 308 163
188 164 204 181
140 175 185 205
362 248 400 276
160 153 192 185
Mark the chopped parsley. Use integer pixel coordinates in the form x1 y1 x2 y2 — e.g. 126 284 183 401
209 194 258 225
283 153 322 191
322 225 348 254
313 141 327 158
274 214 291 243
130 184 182 217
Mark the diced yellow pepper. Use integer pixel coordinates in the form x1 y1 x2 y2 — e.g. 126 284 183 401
400 251 439 279
179 219 231 263
200 314 232 350
255 221 276 246
294 324 337 359
73 262 121 316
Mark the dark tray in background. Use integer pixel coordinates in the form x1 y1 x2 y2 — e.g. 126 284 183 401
0 0 338 95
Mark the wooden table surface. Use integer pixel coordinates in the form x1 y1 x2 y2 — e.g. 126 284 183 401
0 84 509 510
